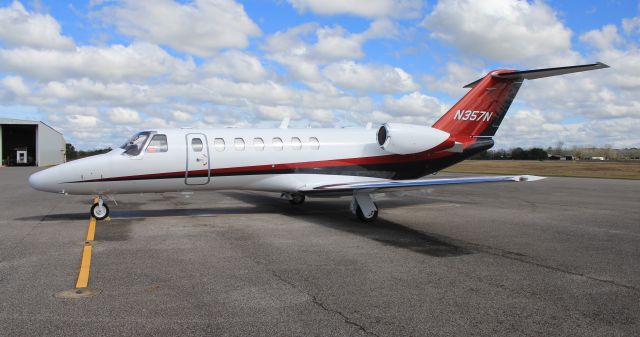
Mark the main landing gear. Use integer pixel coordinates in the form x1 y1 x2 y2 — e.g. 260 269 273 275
90 197 109 220
351 192 378 222
285 191 379 222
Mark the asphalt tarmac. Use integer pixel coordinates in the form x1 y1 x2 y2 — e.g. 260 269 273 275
1 167 639 336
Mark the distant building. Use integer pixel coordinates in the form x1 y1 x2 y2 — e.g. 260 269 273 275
591 156 606 161
548 154 575 161
1 118 65 167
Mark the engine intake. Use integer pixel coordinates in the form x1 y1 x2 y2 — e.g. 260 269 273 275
377 123 451 155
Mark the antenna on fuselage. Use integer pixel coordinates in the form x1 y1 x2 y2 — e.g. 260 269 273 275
279 117 290 129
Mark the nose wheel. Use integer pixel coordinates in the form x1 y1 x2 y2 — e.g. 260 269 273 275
90 198 109 220
281 192 306 205
289 193 306 205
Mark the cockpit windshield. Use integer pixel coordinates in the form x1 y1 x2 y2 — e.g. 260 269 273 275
120 131 152 156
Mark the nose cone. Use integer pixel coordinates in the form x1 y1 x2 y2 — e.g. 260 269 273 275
29 168 59 193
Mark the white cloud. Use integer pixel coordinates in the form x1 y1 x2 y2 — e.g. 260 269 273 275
108 107 141 124
307 109 334 122
423 62 485 98
202 50 268 83
622 16 640 34
495 110 640 149
422 0 574 64
1 75 30 96
98 0 261 57
0 42 195 82
255 105 298 120
172 110 192 122
322 61 418 93
383 92 446 116
287 0 422 19
0 1 74 50
66 114 98 128
40 79 161 106
263 20 398 83
580 25 623 50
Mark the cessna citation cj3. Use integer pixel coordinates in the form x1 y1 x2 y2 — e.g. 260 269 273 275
29 63 608 222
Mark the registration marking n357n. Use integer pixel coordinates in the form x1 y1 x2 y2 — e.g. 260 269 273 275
453 110 493 122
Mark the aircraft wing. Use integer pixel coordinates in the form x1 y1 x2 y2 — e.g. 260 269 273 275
300 175 545 196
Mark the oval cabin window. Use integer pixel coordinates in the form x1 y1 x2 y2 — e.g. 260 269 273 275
308 137 320 150
253 137 265 151
272 137 283 151
213 138 225 152
234 138 245 151
291 137 301 150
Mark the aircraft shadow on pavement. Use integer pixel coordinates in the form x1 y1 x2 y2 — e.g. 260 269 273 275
15 191 472 258
14 205 294 222
222 192 473 258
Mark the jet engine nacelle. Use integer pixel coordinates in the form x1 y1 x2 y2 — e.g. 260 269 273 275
377 123 451 155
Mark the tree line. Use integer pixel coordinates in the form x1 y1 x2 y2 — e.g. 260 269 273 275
471 146 640 161
65 143 112 161
471 148 549 160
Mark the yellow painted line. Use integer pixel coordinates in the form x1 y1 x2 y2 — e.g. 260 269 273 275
74 197 98 289
75 243 93 288
86 218 96 241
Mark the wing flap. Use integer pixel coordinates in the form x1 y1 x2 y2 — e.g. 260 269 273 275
301 175 545 195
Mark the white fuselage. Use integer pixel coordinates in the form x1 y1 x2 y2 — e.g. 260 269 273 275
28 127 452 195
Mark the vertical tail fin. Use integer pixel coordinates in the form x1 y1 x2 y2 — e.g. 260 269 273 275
432 63 609 140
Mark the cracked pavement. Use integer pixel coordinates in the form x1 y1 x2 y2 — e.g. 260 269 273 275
1 167 639 336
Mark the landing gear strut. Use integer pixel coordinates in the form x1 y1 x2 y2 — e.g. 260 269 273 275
351 192 378 222
283 192 306 205
90 197 109 220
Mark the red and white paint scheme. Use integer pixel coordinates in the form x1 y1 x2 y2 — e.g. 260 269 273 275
29 63 609 222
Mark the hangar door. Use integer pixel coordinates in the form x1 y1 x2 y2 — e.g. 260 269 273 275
1 124 37 166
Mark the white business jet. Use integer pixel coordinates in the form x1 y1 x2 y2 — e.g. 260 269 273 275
29 63 608 221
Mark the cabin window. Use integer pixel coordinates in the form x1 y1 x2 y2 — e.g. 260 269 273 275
234 138 245 151
146 134 168 153
308 137 320 150
121 131 151 156
272 137 283 151
191 138 203 152
253 137 264 151
291 137 302 150
213 138 225 152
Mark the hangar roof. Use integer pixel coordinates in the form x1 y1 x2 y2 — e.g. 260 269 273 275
0 118 63 136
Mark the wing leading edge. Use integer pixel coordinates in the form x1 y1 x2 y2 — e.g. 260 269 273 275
301 175 545 196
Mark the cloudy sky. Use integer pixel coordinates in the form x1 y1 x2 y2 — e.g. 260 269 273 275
0 0 638 149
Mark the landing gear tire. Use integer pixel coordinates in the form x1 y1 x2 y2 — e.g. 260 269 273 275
356 203 378 222
289 193 306 205
91 202 109 220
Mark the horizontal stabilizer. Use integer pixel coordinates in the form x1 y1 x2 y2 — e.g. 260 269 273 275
493 62 609 80
463 62 609 88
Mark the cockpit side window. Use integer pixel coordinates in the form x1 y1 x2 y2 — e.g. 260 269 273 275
146 134 168 153
121 131 151 156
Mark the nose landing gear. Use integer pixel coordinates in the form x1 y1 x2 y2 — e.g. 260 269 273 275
282 192 306 205
90 197 109 220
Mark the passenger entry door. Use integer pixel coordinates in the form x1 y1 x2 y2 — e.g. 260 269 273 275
185 133 210 185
